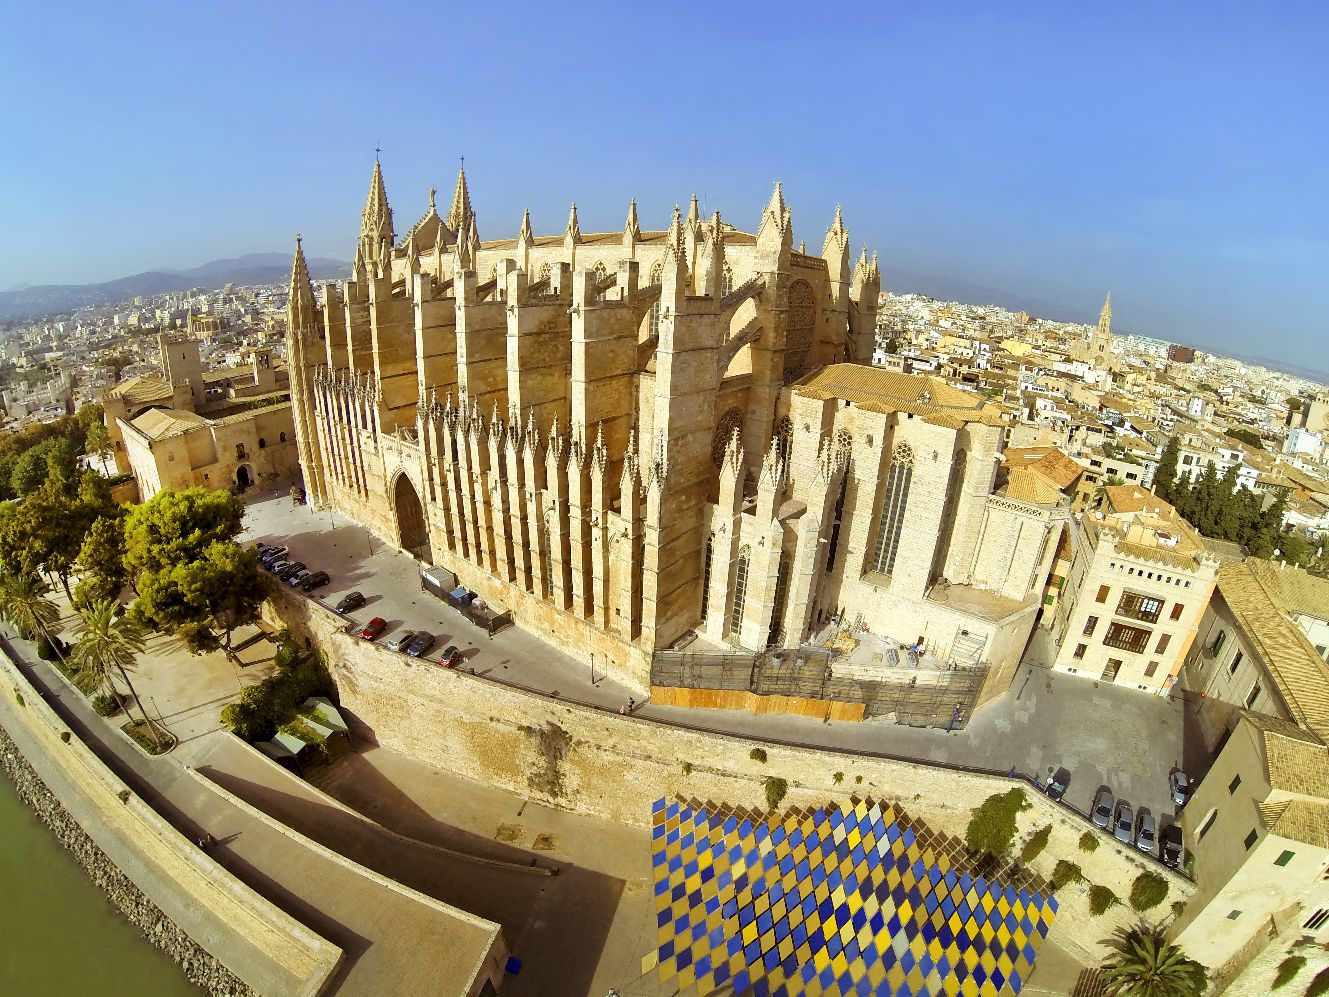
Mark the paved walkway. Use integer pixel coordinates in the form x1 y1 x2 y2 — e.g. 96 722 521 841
1 635 521 995
243 495 1189 833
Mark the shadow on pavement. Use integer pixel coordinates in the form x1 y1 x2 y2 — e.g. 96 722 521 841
199 764 623 997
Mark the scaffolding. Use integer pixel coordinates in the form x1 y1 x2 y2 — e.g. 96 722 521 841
651 646 988 728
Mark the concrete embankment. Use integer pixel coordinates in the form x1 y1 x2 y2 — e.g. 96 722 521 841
0 648 343 997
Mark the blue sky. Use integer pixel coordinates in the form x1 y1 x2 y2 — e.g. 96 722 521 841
2 2 1325 369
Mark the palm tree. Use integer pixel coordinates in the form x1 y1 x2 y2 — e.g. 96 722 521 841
1099 922 1207 997
0 571 62 647
70 598 158 744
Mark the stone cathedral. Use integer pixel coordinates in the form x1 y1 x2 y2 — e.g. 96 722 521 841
285 161 1066 700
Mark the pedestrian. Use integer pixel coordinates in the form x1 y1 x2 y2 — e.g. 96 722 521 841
628 697 636 713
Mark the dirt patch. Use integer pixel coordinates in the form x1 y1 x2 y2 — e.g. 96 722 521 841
532 833 556 851
494 824 522 843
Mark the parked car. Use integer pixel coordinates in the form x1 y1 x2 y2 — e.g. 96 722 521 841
300 571 331 592
276 561 307 581
1160 824 1184 868
1092 790 1114 829
1045 768 1069 803
358 617 387 640
440 645 462 668
259 545 287 565
1170 771 1192 808
1114 803 1134 844
335 591 366 614
286 568 311 587
405 632 436 658
384 630 416 653
264 558 289 575
1136 812 1157 855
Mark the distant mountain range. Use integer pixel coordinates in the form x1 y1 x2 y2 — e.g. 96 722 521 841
0 253 349 321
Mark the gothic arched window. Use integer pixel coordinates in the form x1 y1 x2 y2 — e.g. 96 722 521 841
712 408 744 468
774 416 793 466
871 442 915 575
730 545 751 637
649 262 664 338
782 279 816 381
700 532 715 619
722 263 734 297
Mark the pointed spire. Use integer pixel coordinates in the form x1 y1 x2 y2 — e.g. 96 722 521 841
445 165 473 235
519 208 533 243
665 203 683 255
1099 293 1112 335
288 234 317 332
361 158 394 245
823 204 849 257
756 181 792 252
623 198 641 253
565 202 582 244
686 193 701 229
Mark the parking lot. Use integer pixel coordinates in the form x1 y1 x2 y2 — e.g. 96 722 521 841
240 493 1200 866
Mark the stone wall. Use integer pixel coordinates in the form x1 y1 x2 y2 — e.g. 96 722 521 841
271 587 1192 920
0 649 343 997
0 722 252 997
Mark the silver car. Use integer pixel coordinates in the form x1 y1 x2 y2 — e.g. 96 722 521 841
1169 771 1192 808
1136 812 1157 855
384 630 416 653
1092 789 1113 829
1114 803 1134 844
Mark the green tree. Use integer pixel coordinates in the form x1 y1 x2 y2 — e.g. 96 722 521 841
123 487 246 581
9 436 77 496
69 598 158 744
75 515 130 607
964 788 1029 857
1153 436 1179 503
1098 921 1207 997
131 540 263 654
1224 427 1264 451
0 571 62 646
83 419 112 465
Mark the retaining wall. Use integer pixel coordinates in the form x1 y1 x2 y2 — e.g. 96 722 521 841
0 648 342 997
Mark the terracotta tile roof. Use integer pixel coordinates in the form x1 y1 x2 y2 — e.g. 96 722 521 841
1262 729 1329 796
1003 467 1065 506
1004 446 1083 490
127 408 208 441
1220 561 1329 741
106 374 173 405
794 364 1006 427
1261 799 1329 848
1246 559 1329 624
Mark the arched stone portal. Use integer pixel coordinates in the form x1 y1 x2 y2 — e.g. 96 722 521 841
393 474 432 563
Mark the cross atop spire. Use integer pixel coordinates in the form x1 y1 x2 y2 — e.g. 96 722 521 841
445 164 473 235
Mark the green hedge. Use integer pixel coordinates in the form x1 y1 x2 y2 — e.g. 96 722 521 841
1088 885 1118 915
1129 871 1169 912
964 789 1029 857
1019 825 1051 864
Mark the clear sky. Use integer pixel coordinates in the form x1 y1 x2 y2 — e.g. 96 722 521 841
2 2 1326 369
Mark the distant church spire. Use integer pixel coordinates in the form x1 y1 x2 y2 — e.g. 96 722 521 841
1099 293 1112 336
446 164 474 236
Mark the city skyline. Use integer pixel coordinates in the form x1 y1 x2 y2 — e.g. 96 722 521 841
2 2 1326 369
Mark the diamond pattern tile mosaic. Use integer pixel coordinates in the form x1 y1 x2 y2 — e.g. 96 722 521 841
643 797 1057 996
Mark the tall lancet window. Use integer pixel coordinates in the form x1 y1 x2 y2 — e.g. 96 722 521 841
730 545 751 637
649 262 664 337
700 532 715 618
871 443 914 575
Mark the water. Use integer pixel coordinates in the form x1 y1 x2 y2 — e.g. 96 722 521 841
0 774 199 996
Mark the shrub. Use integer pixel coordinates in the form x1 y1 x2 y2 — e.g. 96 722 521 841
14 689 24 707
764 777 788 812
964 789 1029 857
1170 900 1187 921
1129 871 1169 912
59 731 71 744
1088 885 1118 915
1273 955 1306 990
1307 968 1329 997
749 748 767 764
1078 831 1099 853
1019 825 1051 864
681 761 693 775
833 772 844 785
219 640 333 743
1051 860 1083 890
855 775 862 785
92 694 119 717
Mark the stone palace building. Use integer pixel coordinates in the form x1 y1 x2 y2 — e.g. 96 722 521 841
286 161 1067 697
